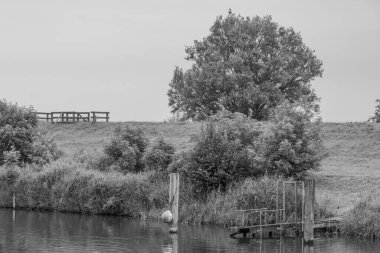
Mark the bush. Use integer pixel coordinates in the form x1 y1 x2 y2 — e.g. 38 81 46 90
253 101 327 177
103 125 148 173
143 138 175 171
179 112 260 193
0 99 60 166
178 104 326 193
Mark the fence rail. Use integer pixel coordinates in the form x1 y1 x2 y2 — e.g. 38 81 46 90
37 111 110 123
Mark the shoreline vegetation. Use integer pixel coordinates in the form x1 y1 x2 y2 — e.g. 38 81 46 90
1 163 380 238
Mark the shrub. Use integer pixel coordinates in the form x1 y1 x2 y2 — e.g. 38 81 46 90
0 99 60 166
143 138 175 171
253 101 327 177
368 99 380 123
178 104 326 193
179 112 260 193
103 125 148 172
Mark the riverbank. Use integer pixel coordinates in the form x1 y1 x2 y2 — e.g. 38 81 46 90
1 121 379 237
0 162 284 226
1 162 380 237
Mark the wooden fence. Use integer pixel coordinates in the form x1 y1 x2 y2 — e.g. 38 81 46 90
37 111 110 123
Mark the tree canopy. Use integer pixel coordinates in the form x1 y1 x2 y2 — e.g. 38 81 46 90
168 10 323 121
0 99 60 166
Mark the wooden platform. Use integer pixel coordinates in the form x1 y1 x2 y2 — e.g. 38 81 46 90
230 217 342 238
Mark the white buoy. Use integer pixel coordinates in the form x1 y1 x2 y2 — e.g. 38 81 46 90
162 210 173 223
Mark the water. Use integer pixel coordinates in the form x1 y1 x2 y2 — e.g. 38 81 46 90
0 209 379 252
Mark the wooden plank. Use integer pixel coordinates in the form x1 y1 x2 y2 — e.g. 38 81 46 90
169 173 179 233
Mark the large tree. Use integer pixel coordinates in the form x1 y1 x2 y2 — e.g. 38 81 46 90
168 10 323 120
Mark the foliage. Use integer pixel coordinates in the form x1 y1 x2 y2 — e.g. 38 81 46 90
253 101 327 177
143 138 175 171
179 111 261 193
368 99 380 123
168 10 323 121
179 104 326 193
0 99 60 166
103 125 148 173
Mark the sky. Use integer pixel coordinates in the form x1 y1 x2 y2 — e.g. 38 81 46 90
0 0 379 122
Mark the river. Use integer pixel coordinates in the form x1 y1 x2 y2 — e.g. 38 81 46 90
0 209 378 252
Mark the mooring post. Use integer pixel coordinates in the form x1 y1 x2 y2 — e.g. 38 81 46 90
169 173 179 233
304 178 315 244
12 193 15 209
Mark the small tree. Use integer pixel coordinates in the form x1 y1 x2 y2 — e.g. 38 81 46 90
103 125 148 172
0 99 60 166
144 138 175 171
368 99 380 123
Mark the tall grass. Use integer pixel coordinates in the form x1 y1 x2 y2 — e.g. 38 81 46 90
0 163 292 227
340 194 380 238
0 161 168 217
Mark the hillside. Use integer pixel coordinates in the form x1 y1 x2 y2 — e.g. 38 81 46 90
43 121 380 177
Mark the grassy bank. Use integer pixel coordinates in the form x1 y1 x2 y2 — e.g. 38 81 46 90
0 162 292 227
0 162 168 217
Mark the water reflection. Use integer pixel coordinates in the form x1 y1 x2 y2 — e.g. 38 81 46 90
162 234 178 253
0 209 378 252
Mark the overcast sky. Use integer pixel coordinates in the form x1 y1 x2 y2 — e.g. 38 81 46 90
1 0 379 122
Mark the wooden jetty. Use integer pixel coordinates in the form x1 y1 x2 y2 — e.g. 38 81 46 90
229 179 342 243
37 111 110 123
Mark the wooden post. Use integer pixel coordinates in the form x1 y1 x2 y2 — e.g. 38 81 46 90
304 178 315 244
106 112 109 122
276 182 279 224
12 193 15 209
282 182 286 223
169 173 179 233
295 182 297 232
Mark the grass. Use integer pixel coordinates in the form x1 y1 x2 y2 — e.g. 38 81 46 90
0 162 169 217
44 121 380 177
42 121 201 157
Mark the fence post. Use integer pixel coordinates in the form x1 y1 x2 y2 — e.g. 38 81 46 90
169 173 179 233
304 178 315 244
